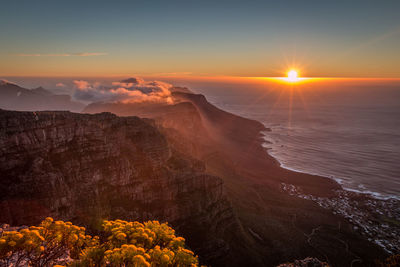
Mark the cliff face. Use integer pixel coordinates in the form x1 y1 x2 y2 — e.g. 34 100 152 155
0 109 240 265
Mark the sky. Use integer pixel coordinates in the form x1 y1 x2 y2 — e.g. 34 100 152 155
1 0 400 78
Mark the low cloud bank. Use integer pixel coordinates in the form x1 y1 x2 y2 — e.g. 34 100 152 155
73 78 173 103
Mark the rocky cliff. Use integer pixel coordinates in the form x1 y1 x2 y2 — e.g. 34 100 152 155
0 109 244 266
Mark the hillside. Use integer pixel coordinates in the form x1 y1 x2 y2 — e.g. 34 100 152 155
83 92 388 266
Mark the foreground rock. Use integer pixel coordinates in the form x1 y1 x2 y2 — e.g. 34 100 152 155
0 109 244 266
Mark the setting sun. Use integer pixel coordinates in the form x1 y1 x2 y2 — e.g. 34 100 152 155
287 69 299 82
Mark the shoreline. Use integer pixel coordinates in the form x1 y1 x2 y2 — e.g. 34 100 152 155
256 126 400 254
259 130 400 202
192 91 399 202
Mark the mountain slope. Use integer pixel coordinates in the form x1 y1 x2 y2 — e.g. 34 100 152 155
0 109 250 266
83 92 387 266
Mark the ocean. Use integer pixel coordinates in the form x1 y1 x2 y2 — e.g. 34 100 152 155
184 78 400 200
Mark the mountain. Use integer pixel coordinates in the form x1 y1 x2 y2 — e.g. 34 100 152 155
0 80 84 112
120 77 142 84
0 109 251 266
83 92 388 266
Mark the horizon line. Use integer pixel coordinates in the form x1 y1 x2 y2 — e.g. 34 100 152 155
2 74 400 80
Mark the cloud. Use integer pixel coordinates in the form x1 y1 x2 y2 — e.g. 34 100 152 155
71 52 108 56
56 83 66 87
73 78 173 103
73 80 92 90
17 53 69 57
16 52 107 57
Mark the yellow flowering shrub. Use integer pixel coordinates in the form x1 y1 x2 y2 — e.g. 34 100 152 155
0 218 199 267
75 219 198 266
0 217 91 266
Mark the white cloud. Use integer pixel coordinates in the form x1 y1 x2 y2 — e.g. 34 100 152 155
73 80 92 90
73 78 173 103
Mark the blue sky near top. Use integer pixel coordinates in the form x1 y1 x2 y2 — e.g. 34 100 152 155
1 0 400 77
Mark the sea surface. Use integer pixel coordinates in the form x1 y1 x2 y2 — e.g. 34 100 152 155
185 78 400 200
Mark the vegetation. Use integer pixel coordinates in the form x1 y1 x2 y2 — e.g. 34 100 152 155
0 218 199 267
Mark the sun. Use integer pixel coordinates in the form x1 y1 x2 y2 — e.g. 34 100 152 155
287 69 299 82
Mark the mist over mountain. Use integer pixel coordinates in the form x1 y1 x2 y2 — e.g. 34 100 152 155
72 77 191 104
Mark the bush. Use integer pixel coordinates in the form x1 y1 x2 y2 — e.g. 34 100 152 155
0 218 199 267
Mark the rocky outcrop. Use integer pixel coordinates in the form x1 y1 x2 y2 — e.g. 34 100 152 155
0 109 242 266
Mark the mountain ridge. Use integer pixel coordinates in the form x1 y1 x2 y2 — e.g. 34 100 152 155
0 81 84 112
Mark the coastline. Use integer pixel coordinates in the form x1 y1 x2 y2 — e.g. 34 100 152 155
203 98 399 256
259 129 400 201
256 129 400 254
